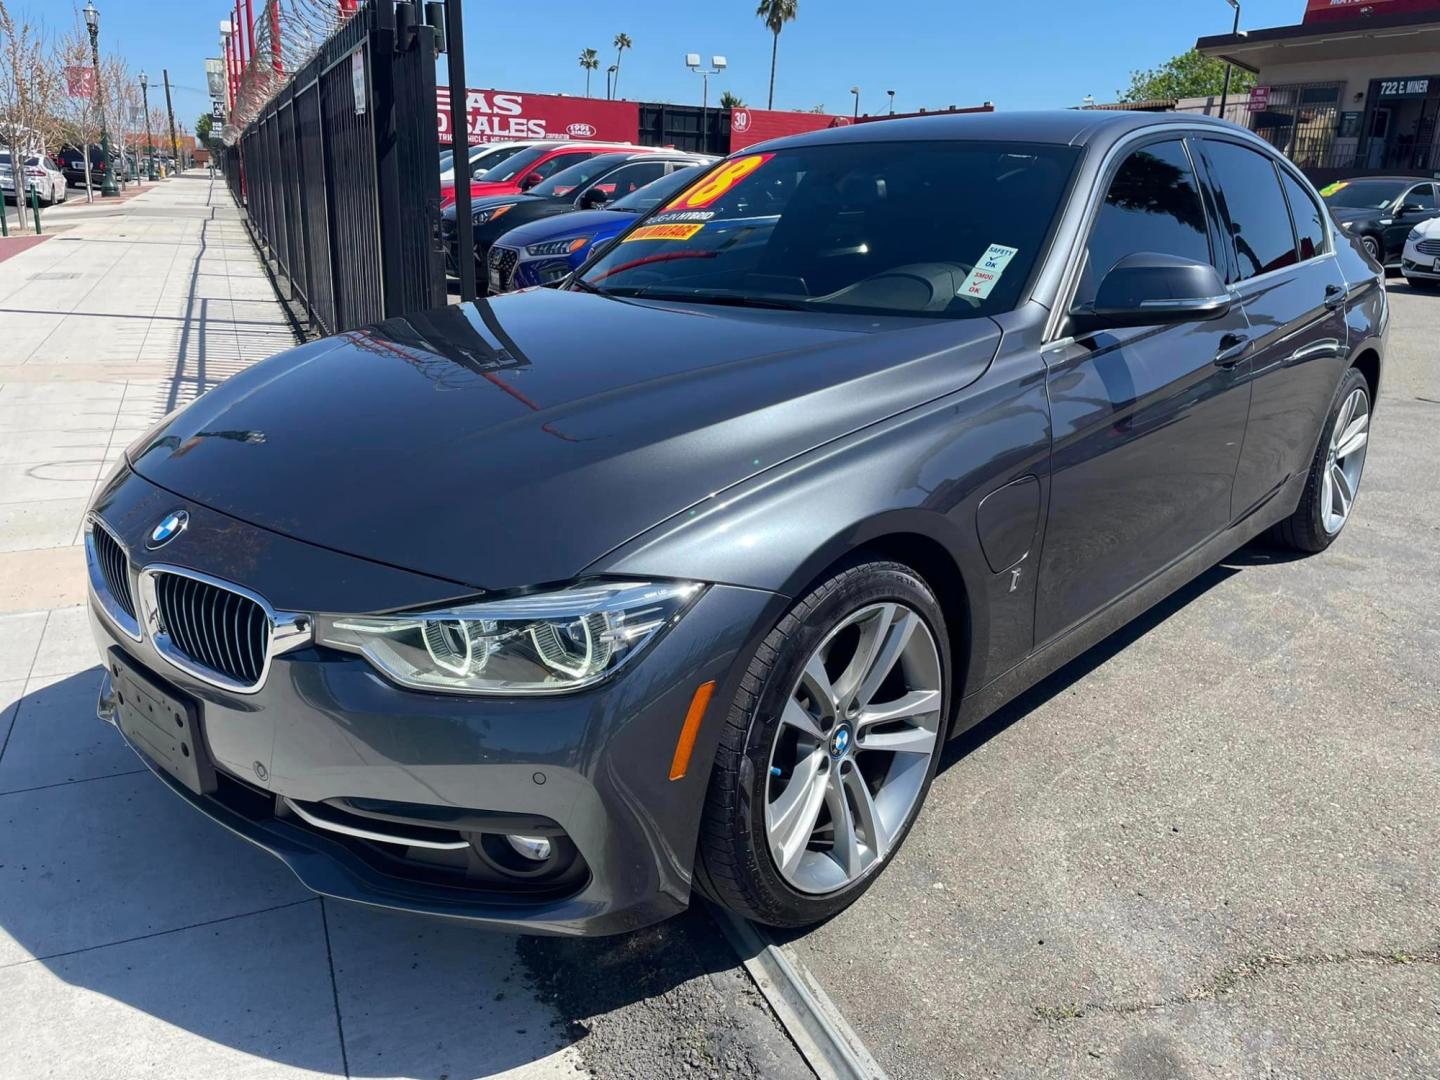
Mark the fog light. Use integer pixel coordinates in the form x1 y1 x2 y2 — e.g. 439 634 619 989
506 834 552 861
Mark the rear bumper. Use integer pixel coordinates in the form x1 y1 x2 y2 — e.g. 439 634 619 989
86 467 780 935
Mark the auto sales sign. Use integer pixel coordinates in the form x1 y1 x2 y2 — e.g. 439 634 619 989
436 87 639 145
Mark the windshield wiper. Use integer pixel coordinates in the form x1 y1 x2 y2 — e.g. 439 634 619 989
604 287 809 311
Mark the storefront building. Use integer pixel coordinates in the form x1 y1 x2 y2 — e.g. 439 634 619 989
1197 0 1440 182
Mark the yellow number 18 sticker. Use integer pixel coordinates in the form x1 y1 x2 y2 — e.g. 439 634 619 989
665 153 773 211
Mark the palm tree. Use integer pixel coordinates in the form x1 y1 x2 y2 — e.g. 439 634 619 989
756 0 797 110
611 33 632 100
579 48 600 98
719 91 745 109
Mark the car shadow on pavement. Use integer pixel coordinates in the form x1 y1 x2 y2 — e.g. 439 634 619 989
938 551 1254 773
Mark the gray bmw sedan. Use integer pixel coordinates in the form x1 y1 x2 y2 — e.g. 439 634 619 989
86 111 1385 934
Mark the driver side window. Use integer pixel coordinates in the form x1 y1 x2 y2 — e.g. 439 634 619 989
1405 184 1436 211
1076 139 1213 307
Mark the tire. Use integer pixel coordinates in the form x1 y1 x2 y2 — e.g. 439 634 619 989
1359 235 1382 262
694 558 950 927
1269 366 1371 553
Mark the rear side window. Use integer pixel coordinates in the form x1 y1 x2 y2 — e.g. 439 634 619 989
1077 139 1211 305
1203 140 1298 280
1279 169 1327 261
529 151 592 183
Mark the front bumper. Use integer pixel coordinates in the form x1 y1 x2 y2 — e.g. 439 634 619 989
1401 247 1440 279
87 466 779 935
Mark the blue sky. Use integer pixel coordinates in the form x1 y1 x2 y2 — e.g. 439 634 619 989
13 0 1309 131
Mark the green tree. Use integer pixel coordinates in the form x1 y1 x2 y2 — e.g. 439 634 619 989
611 32 631 99
756 0 797 111
1120 49 1254 102
195 112 213 146
579 48 599 98
719 90 745 109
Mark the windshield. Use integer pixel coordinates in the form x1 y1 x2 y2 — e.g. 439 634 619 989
484 145 553 184
1322 179 1407 210
470 142 526 177
531 153 629 198
610 165 704 212
578 140 1079 319
439 150 454 172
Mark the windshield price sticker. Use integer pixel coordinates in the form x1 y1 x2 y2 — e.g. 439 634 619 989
623 222 707 243
649 209 716 225
957 243 1020 300
666 153 773 211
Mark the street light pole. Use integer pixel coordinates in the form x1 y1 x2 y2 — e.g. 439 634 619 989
140 71 156 181
1218 0 1241 120
685 54 726 154
886 89 895 115
83 2 119 197
851 86 860 120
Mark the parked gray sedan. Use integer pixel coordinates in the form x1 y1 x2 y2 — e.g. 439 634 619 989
85 111 1385 934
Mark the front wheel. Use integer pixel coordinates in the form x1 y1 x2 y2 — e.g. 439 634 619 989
1270 367 1371 553
695 559 949 927
1359 235 1382 262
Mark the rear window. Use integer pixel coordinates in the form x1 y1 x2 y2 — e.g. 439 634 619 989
578 140 1079 319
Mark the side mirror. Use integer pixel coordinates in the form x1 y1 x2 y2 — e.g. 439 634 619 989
1399 201 1426 216
470 166 488 180
519 173 542 191
578 187 609 209
1071 252 1231 335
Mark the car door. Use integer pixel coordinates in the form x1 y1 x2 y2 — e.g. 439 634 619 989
1036 134 1254 645
1386 182 1438 256
1195 137 1350 519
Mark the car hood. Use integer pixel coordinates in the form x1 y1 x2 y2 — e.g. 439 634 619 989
128 290 1001 593
494 209 630 249
1327 205 1384 225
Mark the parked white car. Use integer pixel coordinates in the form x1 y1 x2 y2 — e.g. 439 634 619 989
0 152 68 205
440 142 539 185
1401 216 1440 290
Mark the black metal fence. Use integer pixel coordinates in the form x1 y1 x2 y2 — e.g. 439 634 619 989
235 2 442 335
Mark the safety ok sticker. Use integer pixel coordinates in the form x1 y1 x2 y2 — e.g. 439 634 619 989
623 222 706 243
957 243 1020 300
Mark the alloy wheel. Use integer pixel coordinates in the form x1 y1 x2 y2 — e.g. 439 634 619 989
764 602 943 895
1360 236 1381 260
1322 386 1370 535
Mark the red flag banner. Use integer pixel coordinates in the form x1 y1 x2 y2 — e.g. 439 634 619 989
66 66 96 99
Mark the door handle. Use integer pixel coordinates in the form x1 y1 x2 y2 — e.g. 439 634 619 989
1214 332 1253 368
1324 283 1347 310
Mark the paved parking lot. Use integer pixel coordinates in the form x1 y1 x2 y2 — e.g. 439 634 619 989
1 175 1435 1079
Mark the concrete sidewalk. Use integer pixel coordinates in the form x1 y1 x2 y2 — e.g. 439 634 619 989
0 174 588 1079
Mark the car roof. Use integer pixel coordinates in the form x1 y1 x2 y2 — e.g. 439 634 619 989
752 109 1247 153
1326 175 1428 185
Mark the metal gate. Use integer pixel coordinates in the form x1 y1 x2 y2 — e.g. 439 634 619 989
237 2 442 335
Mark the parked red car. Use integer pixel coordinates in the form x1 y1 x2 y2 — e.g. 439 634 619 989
439 141 642 208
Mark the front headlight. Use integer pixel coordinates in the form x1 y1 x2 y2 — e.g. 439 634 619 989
526 236 592 257
1408 227 1424 243
474 203 515 226
316 580 703 695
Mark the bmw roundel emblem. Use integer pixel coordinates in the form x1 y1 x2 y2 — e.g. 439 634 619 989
147 510 189 549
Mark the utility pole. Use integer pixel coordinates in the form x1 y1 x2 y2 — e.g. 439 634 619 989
163 69 181 170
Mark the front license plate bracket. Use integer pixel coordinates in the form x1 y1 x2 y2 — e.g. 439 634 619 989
109 649 217 796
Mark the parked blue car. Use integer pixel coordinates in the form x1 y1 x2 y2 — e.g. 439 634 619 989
487 165 704 292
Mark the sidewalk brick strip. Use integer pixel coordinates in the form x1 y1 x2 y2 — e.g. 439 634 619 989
0 174 589 1080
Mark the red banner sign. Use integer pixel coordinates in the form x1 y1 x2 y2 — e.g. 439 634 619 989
1248 86 1271 113
729 107 851 152
1304 0 1440 22
65 66 95 99
436 87 639 145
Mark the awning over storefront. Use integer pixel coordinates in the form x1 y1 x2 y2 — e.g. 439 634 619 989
1198 8 1440 72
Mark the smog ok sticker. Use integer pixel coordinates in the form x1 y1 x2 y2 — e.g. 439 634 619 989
957 243 1020 300
622 222 706 243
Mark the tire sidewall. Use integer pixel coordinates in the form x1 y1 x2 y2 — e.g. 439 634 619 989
734 562 950 925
